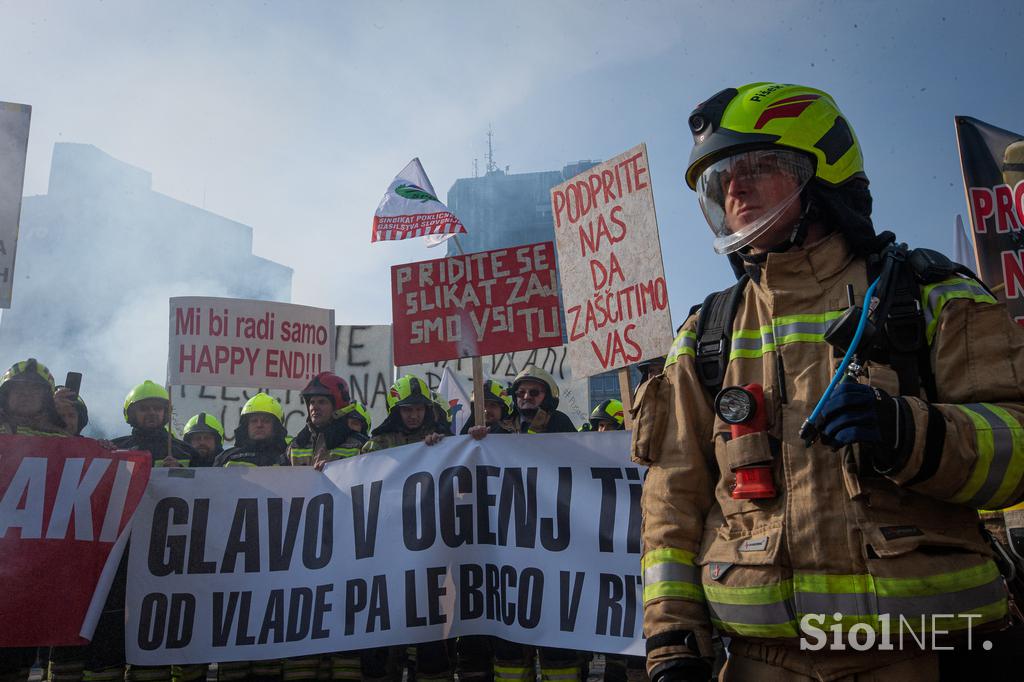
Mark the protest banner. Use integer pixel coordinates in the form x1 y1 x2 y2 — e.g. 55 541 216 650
0 101 32 309
168 297 336 390
124 432 641 663
0 435 151 645
550 144 673 383
390 241 562 366
372 158 467 242
400 343 589 427
172 325 394 440
955 116 1024 323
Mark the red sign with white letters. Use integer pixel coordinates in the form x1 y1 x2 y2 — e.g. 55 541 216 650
0 435 151 645
390 241 563 365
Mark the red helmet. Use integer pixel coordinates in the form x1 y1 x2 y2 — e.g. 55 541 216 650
301 372 351 410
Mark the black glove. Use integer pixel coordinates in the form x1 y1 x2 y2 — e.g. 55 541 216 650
818 382 913 472
649 657 713 682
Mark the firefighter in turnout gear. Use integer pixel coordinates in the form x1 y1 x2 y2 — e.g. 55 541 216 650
288 374 368 681
113 380 196 466
461 379 516 439
182 411 225 466
635 82 1024 681
0 360 77 682
362 375 448 680
500 365 585 682
111 380 196 682
213 393 289 682
289 372 367 469
510 365 576 435
215 393 289 467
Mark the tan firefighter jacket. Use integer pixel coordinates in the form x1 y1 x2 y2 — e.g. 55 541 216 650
633 232 1023 665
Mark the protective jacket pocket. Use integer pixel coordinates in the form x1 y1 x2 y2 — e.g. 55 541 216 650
631 374 669 465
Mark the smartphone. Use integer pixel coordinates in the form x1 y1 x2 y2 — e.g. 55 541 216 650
65 371 83 395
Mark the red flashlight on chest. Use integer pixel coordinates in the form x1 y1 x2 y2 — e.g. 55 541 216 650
715 383 776 500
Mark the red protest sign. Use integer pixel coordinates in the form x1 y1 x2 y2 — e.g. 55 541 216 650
391 241 562 365
956 116 1024 324
0 436 151 646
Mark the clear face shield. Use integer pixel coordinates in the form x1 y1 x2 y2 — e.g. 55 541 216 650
696 149 815 254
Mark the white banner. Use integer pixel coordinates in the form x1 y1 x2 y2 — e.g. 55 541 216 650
0 101 32 309
400 345 589 427
168 297 336 390
550 144 673 378
125 432 642 663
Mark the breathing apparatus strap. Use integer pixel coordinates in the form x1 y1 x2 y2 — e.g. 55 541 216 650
869 244 934 401
694 274 750 396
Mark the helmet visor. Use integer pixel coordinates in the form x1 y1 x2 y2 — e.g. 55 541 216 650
696 149 814 254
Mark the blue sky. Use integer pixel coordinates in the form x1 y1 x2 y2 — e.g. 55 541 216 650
2 0 1023 329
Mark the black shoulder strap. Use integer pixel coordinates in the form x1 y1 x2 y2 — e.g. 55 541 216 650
875 244 937 401
694 274 749 396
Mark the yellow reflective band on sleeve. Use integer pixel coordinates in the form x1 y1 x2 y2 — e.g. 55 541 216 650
642 547 704 604
952 404 1024 509
329 446 361 459
290 448 313 463
223 460 258 467
922 276 997 344
665 330 697 367
642 547 697 567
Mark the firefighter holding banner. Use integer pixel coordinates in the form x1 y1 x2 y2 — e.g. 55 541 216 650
0 359 77 682
363 375 449 681
461 379 516 439
635 82 1024 680
288 373 369 681
289 372 367 469
496 365 587 682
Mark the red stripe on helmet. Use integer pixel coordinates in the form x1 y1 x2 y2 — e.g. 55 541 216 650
754 96 820 130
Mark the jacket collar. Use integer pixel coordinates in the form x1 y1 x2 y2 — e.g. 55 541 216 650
754 230 855 296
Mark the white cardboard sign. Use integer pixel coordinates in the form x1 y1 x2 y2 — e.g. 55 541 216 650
0 101 31 309
550 144 673 378
172 325 393 439
168 297 335 390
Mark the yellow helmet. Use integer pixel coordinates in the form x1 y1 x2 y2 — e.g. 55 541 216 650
589 399 625 430
123 380 169 423
0 358 55 393
240 392 284 424
385 375 433 413
685 82 864 190
183 412 226 441
472 379 513 419
0 358 56 414
337 401 372 432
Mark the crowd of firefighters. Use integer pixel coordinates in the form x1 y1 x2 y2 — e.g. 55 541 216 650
0 355 661 682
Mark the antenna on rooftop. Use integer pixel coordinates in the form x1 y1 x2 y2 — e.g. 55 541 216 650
486 125 498 173
473 158 479 178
